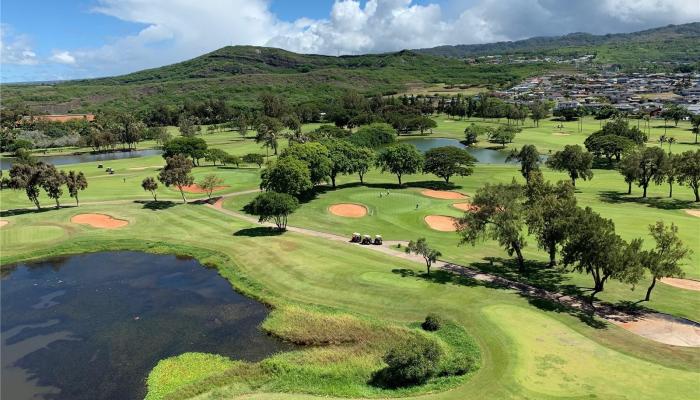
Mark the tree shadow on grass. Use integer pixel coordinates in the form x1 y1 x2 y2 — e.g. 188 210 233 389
135 200 177 211
598 191 695 210
1 207 66 217
233 227 283 237
523 296 607 329
471 257 568 292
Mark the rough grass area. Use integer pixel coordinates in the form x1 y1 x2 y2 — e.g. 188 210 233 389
146 306 479 400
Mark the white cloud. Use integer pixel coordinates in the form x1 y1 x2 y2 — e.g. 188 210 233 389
50 51 76 64
3 0 700 81
0 24 38 65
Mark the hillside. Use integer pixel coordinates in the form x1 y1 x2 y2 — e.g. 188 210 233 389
0 47 546 114
416 22 700 67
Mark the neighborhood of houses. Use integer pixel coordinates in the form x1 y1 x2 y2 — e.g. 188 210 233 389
501 72 700 116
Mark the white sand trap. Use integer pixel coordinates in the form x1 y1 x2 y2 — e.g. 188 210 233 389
0 220 8 228
660 277 700 291
552 132 571 136
128 165 162 170
421 189 468 200
425 215 458 231
613 313 700 347
684 209 700 218
329 203 367 218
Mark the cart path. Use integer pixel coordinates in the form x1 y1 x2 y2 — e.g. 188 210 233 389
206 201 700 347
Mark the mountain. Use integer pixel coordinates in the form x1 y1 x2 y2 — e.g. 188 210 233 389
1 47 546 114
415 22 700 67
2 23 698 115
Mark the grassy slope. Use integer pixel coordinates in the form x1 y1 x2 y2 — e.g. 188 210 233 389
1 202 697 400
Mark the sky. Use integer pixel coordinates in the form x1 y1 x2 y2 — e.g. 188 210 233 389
1 0 698 82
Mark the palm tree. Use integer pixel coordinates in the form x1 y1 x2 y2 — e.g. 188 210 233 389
667 137 676 154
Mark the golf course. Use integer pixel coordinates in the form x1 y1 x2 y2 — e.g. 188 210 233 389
2 112 699 400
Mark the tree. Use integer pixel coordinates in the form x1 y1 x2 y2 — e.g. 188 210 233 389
204 148 229 166
676 150 700 202
40 164 64 209
662 153 680 198
423 146 476 184
529 101 550 127
635 147 667 198
158 154 194 203
463 123 487 146
524 172 577 267
8 162 45 209
349 123 396 148
456 181 528 272
178 115 198 136
162 137 208 166
260 157 313 197
545 145 593 187
691 114 700 144
506 145 540 181
63 170 87 206
243 153 265 168
323 139 355 188
255 116 283 157
618 148 642 194
584 134 635 163
405 238 442 275
376 144 423 185
561 206 642 302
642 222 691 301
198 174 224 199
280 142 331 186
350 147 375 184
141 177 159 201
413 116 437 134
245 191 299 230
488 125 520 148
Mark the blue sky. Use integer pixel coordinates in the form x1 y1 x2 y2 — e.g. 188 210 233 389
1 0 698 82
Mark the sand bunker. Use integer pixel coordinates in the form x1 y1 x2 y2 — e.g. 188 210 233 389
660 277 700 291
181 184 229 194
684 209 700 218
424 215 458 232
552 132 571 136
71 214 128 229
329 203 367 218
614 313 700 347
453 203 479 212
421 190 468 200
0 220 8 228
212 197 225 209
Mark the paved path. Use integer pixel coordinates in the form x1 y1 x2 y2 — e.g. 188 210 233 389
206 197 700 347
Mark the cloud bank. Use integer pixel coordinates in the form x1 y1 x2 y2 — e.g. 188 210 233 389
2 0 699 81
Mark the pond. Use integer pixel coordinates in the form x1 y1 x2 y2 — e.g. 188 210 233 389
1 251 292 400
0 149 162 170
399 137 527 164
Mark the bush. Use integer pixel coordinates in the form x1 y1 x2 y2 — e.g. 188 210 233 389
421 313 443 331
375 337 442 387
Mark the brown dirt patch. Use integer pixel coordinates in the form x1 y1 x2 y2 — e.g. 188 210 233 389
424 215 458 232
71 213 128 229
453 203 479 212
0 220 8 228
328 203 367 218
660 277 700 291
181 184 229 194
684 209 700 218
421 189 468 200
212 197 225 209
613 313 700 347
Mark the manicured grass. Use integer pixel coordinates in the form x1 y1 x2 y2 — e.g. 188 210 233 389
1 202 697 399
425 115 698 154
223 162 700 321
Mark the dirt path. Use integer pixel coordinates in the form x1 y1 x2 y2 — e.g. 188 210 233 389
660 277 700 291
206 201 700 347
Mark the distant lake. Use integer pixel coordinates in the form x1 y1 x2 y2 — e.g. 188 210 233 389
1 251 292 400
400 137 547 164
0 149 162 170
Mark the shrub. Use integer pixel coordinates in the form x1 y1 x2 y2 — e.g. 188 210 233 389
421 313 443 331
376 337 442 387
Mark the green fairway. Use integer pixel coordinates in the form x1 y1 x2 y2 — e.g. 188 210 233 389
1 202 697 399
